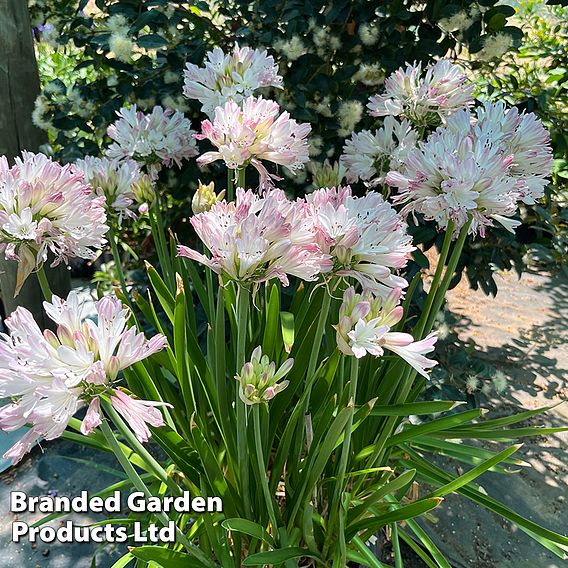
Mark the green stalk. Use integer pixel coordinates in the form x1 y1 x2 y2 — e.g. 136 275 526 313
253 404 279 540
107 224 133 310
235 286 252 516
237 167 246 189
305 290 332 399
36 266 53 302
99 419 215 567
391 522 403 568
149 196 174 290
326 356 358 564
103 401 180 495
413 220 454 339
423 216 472 334
227 169 234 202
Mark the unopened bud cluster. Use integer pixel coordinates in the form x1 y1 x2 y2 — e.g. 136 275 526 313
235 346 293 405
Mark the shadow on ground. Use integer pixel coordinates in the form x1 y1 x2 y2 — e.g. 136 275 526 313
419 271 568 568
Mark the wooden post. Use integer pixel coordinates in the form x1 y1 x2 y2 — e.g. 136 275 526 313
0 0 70 322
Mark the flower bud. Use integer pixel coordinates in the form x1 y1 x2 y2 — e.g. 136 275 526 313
191 180 225 214
132 173 156 205
235 346 293 405
310 160 347 190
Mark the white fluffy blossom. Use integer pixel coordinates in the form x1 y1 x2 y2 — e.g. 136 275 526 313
183 44 283 116
274 35 307 62
386 102 553 236
368 60 475 127
109 34 133 63
338 100 364 137
359 23 379 46
476 34 513 60
340 116 418 185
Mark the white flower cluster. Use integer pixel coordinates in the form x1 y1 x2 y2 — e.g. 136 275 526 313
367 60 475 127
183 44 283 116
106 105 198 177
386 102 553 236
340 116 418 185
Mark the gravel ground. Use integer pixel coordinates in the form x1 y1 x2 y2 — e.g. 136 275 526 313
420 271 568 568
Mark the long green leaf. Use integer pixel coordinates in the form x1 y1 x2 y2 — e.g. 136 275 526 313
130 546 209 567
386 409 483 447
402 448 568 556
242 547 319 566
370 401 463 416
426 444 522 497
347 498 444 538
222 518 274 546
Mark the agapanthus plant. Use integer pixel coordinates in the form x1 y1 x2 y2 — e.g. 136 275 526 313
0 152 108 294
0 292 168 464
195 96 311 185
106 105 198 178
367 60 475 127
4 46 567 568
386 102 554 236
183 44 283 117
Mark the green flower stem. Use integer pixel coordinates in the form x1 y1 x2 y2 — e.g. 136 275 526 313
235 286 252 516
99 418 214 567
423 216 472 334
305 289 332 400
252 404 279 540
149 197 174 290
107 224 134 310
237 167 246 190
36 266 53 302
103 400 180 496
227 169 234 202
412 219 455 340
325 356 359 564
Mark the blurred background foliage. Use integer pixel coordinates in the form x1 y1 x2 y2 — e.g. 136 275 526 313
28 0 567 295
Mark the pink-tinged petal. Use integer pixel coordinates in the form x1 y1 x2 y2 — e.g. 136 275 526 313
383 332 438 378
3 429 41 465
80 398 102 435
177 245 216 270
110 390 171 443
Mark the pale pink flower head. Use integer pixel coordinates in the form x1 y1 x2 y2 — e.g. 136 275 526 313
195 96 311 185
178 188 331 286
183 44 283 117
386 102 553 237
340 116 418 185
0 152 108 295
74 156 142 225
106 105 198 178
307 186 414 298
367 60 474 128
472 101 553 204
335 286 437 377
0 291 168 464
